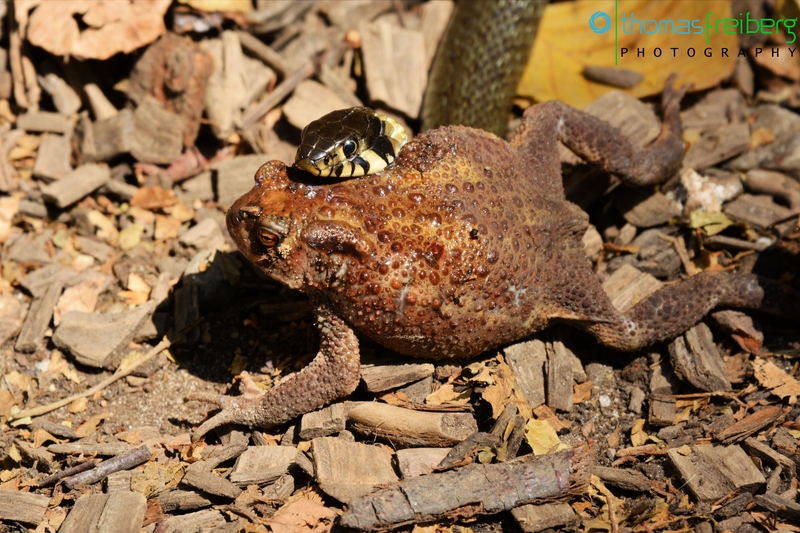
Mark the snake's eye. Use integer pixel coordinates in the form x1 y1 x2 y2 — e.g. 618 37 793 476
258 227 280 248
343 139 357 157
323 156 331 165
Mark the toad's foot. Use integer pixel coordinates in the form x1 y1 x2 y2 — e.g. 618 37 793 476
587 272 799 351
188 304 360 437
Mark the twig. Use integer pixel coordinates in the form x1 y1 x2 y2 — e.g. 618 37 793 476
64 445 151 488
7 1 29 109
10 337 172 421
241 61 315 129
36 459 99 488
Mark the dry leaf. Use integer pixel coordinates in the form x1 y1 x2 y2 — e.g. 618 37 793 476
265 499 336 533
425 383 472 405
524 418 569 456
54 277 106 326
572 380 593 403
67 397 88 413
522 0 737 107
689 211 736 236
0 196 20 244
178 0 251 12
753 357 800 401
74 410 110 438
22 0 170 60
155 214 182 240
130 186 179 210
630 418 648 447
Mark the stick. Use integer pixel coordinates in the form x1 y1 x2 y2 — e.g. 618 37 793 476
9 337 172 421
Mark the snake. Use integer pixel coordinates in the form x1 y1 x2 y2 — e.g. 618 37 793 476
293 0 546 178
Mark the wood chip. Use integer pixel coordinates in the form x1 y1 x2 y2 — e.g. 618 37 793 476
593 465 651 491
511 502 578 533
230 445 297 485
648 396 677 427
667 444 765 501
360 363 435 393
53 302 156 369
182 466 242 499
156 490 213 513
346 402 477 447
602 263 662 314
668 323 731 392
216 154 266 208
742 437 796 478
92 109 134 161
33 133 72 181
396 447 451 478
360 19 427 118
311 436 398 504
546 332 575 412
0 489 50 526
753 493 800 522
130 96 186 164
15 278 65 353
715 405 785 444
299 402 350 440
16 110 72 133
723 193 796 233
504 340 546 409
40 163 111 208
614 187 681 228
59 492 146 533
341 450 576 530
282 79 351 130
582 66 643 88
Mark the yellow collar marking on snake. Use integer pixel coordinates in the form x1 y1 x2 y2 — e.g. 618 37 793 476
294 107 408 178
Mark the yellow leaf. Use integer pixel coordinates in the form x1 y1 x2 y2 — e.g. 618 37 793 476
524 419 570 456
689 210 736 236
521 0 737 108
630 418 648 447
67 397 88 414
425 383 472 405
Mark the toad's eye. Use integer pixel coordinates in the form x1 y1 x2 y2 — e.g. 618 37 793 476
342 139 357 157
258 227 280 248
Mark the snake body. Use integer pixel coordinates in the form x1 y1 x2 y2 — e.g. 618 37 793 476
294 0 546 177
421 0 546 136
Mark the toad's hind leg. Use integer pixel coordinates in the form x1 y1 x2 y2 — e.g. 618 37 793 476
188 303 360 437
511 76 688 199
585 272 797 351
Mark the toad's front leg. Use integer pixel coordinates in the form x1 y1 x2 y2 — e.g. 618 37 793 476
188 303 360 437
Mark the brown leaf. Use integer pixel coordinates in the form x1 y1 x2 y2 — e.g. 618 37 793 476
130 186 179 210
24 0 170 61
265 499 336 533
753 358 800 401
572 380 593 404
74 410 110 438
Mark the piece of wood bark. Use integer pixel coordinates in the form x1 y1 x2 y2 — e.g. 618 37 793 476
155 509 225 533
668 322 731 392
546 332 574 412
504 340 546 409
684 123 751 170
93 109 134 161
52 301 156 369
318 62 363 108
182 466 242 499
48 442 131 456
681 89 743 134
0 489 50 526
397 376 433 403
396 447 451 478
340 450 577 530
19 263 77 298
131 96 186 164
59 492 146 533
745 169 800 211
714 492 753 519
299 402 350 439
14 438 55 472
215 154 266 208
156 490 213 513
40 163 111 208
346 402 478 447
715 405 785 444
511 502 578 533
230 445 297 485
648 396 677 427
593 466 651 491
723 193 796 235
16 111 72 133
360 363 435 393
602 263 662 314
282 79 351 130
667 444 765 501
741 437 796 478
236 30 289 78
33 133 72 181
614 187 681 228
15 278 65 353
40 72 82 116
311 436 398 504
753 493 800 522
360 19 427 118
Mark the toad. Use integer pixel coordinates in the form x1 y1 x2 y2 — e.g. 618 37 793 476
190 81 795 436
